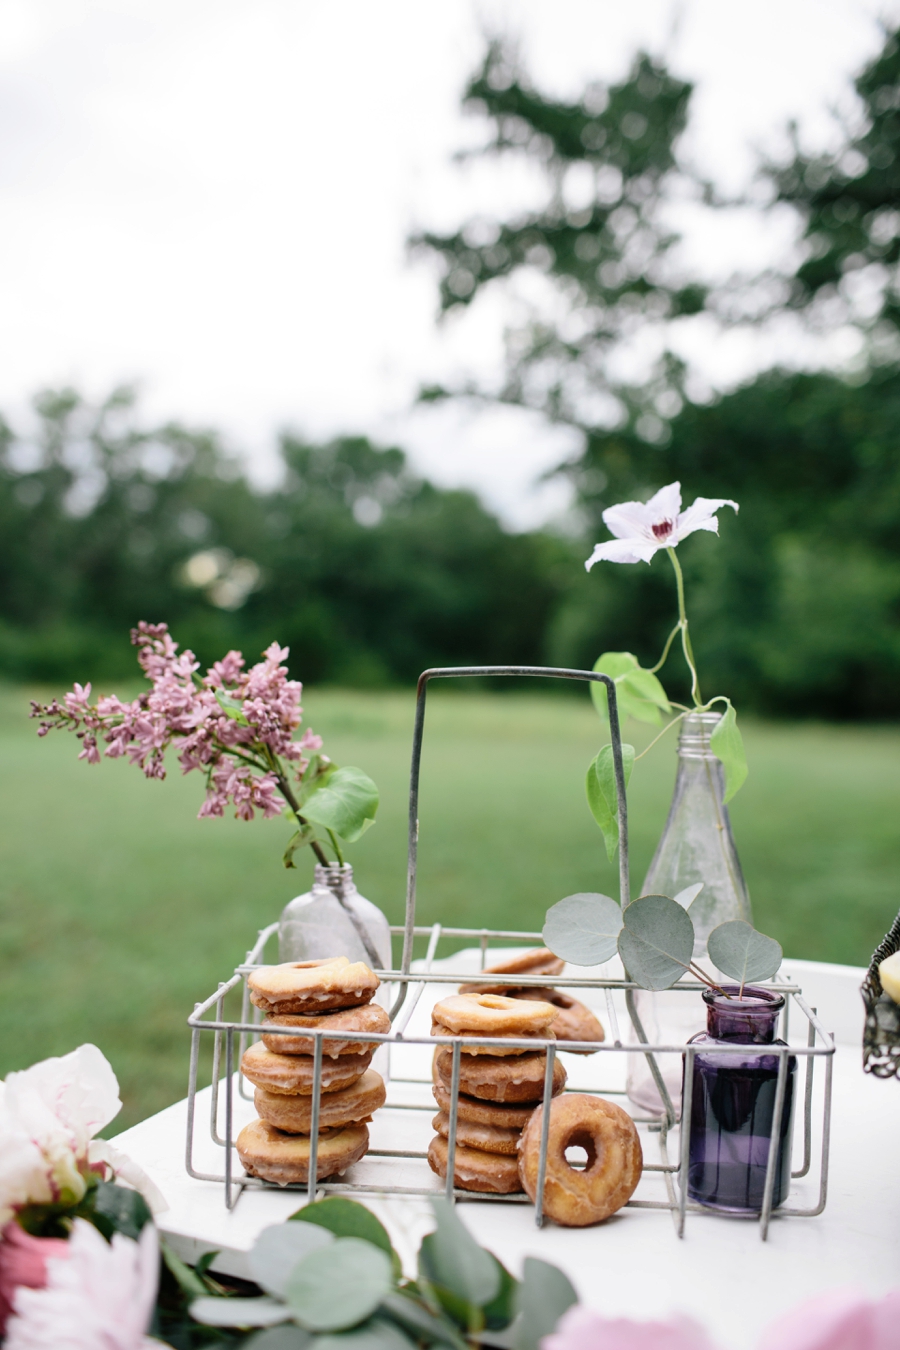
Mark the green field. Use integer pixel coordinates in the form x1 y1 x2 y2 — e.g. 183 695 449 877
0 682 897 1129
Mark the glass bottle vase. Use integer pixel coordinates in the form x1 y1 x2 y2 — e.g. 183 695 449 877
278 863 392 971
626 711 753 1116
685 986 795 1213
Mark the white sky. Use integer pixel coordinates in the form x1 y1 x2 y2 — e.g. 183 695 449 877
0 0 898 527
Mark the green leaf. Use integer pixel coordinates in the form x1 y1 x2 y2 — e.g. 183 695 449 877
310 1317 416 1350
190 1294 291 1327
418 1199 499 1312
162 1238 213 1301
482 1255 517 1330
249 1222 334 1299
707 920 783 987
617 894 695 991
590 653 670 727
512 1258 578 1350
380 1292 467 1349
673 883 704 910
302 766 379 844
585 743 634 861
242 1329 314 1350
542 892 622 966
291 1198 400 1280
285 1238 392 1332
215 689 249 725
283 824 317 869
709 702 748 803
90 1181 151 1241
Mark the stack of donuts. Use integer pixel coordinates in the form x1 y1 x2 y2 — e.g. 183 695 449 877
427 991 567 1194
461 947 606 1052
235 956 389 1185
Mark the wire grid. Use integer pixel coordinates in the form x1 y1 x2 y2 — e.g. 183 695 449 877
185 666 835 1239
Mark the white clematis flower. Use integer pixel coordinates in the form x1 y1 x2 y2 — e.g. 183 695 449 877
585 481 739 569
4 1218 160 1349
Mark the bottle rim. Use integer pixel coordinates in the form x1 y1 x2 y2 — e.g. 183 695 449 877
678 709 723 762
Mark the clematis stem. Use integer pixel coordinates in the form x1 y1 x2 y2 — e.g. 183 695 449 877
633 711 687 761
666 547 702 706
649 620 681 674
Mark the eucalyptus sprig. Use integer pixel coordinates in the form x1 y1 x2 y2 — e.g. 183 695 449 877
543 890 783 997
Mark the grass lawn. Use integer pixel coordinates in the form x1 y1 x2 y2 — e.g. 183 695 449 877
0 681 897 1128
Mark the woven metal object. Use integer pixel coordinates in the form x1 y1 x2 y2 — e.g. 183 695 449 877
862 909 900 1078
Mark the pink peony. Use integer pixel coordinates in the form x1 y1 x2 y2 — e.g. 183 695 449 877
764 1288 900 1350
4 1218 159 1349
0 1223 69 1334
544 1306 716 1350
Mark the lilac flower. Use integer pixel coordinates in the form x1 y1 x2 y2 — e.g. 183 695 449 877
585 482 738 568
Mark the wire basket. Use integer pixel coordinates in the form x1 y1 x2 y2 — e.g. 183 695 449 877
185 666 835 1240
862 908 900 1079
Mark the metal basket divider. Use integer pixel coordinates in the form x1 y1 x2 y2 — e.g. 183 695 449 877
778 996 834 1221
238 923 279 1104
758 1044 789 1240
186 972 244 1183
792 999 816 1180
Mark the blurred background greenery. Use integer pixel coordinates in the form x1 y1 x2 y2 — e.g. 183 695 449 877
2 27 900 1122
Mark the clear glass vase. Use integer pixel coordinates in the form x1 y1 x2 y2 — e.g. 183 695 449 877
278 863 392 971
626 711 753 1116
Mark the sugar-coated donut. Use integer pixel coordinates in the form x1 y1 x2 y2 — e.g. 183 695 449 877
237 1118 368 1184
261 1004 390 1057
427 1135 522 1194
510 988 604 1052
434 1046 567 1103
248 957 379 1015
432 993 557 1046
432 1080 540 1129
518 1094 643 1226
431 1111 520 1155
255 1069 386 1133
241 1041 373 1095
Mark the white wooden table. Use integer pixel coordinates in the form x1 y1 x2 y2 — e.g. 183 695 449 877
113 954 899 1348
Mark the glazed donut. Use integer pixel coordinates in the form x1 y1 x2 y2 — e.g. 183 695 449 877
431 1081 540 1129
459 947 565 994
255 1069 386 1133
510 989 604 1052
248 957 379 1015
427 1135 522 1194
431 993 557 1050
261 1004 390 1057
431 1111 520 1156
241 1041 374 1095
518 1094 643 1226
237 1118 368 1184
434 1046 567 1104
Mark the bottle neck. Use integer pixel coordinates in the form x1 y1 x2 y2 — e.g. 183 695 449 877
677 711 722 763
314 862 354 896
703 987 783 1043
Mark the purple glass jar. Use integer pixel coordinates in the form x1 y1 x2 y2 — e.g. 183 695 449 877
684 986 795 1214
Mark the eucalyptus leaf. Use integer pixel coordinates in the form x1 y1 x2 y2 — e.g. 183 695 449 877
418 1199 499 1310
673 883 704 910
285 1238 392 1332
618 894 694 991
590 653 670 727
542 893 622 966
92 1181 151 1241
709 702 748 803
190 1295 290 1327
311 1317 416 1350
585 743 634 861
242 1329 314 1350
707 920 783 987
302 766 379 844
512 1258 578 1350
290 1197 395 1261
249 1222 334 1299
161 1239 210 1300
380 1292 467 1349
482 1255 516 1330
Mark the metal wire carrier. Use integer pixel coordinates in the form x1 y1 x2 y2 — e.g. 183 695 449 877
186 666 835 1239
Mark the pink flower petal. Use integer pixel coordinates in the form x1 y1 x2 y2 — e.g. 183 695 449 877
763 1287 900 1350
543 1305 716 1350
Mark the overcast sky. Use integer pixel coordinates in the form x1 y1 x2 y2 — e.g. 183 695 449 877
0 0 898 526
